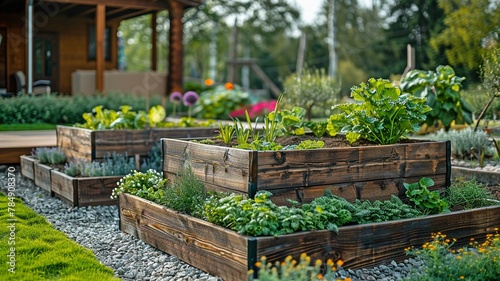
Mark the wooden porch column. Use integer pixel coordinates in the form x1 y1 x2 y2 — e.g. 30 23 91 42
151 12 157 71
95 4 105 93
167 1 184 95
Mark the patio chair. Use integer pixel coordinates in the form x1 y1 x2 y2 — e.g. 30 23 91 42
13 71 51 95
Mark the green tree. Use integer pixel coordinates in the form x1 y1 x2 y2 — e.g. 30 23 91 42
431 0 500 81
374 0 448 79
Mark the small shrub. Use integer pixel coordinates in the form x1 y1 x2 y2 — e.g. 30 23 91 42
428 128 496 161
195 84 252 120
64 152 135 177
282 68 340 120
405 231 500 281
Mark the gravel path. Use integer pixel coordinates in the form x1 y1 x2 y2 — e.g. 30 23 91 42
0 165 470 281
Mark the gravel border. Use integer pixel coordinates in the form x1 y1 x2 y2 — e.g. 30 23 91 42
0 165 457 281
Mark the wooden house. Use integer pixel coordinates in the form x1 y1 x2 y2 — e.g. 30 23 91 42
0 0 201 96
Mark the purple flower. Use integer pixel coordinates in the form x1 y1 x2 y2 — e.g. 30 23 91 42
183 91 199 106
169 92 183 103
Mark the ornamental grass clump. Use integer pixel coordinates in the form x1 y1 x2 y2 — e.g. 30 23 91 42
405 231 500 281
328 78 431 145
444 178 499 210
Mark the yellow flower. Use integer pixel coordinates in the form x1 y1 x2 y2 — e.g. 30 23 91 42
460 276 465 279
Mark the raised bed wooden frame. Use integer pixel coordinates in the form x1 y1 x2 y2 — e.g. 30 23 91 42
57 125 216 162
20 155 38 180
51 169 121 207
33 161 53 193
119 193 500 281
163 138 451 205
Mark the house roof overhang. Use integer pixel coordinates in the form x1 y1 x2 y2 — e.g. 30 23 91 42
0 0 203 21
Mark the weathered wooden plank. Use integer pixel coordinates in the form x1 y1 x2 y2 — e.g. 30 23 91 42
163 139 450 204
20 155 38 180
51 169 77 207
57 125 216 161
34 162 53 193
119 193 250 281
56 125 93 161
76 176 121 206
119 193 500 279
163 139 251 193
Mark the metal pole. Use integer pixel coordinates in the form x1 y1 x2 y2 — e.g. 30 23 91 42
28 0 33 94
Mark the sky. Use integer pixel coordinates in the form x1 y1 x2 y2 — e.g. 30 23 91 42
292 0 373 25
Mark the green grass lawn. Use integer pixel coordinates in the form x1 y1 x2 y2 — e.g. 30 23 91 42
0 192 119 281
0 123 59 131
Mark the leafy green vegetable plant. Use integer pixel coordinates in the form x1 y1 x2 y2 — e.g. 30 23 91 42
327 78 430 144
399 65 474 131
404 177 449 215
351 195 422 224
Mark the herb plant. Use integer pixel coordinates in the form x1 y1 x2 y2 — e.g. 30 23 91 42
164 167 207 216
445 178 499 210
404 177 449 215
64 152 136 177
111 169 168 204
328 78 430 145
33 147 66 165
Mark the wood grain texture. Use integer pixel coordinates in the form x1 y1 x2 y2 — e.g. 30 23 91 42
57 126 216 161
20 155 38 180
119 193 250 281
34 162 53 193
162 139 450 204
119 193 500 280
51 169 120 207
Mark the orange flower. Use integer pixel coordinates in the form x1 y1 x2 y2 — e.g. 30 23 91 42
336 260 344 267
204 78 214 86
317 273 323 280
345 278 352 281
225 82 234 90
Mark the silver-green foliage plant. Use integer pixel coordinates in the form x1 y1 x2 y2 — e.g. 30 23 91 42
428 128 496 160
327 78 431 145
34 147 66 165
283 68 340 120
64 152 135 177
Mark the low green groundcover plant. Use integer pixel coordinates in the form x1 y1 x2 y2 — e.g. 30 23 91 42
0 192 118 280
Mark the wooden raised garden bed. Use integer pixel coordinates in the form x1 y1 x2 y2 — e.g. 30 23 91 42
20 155 38 180
51 169 121 207
162 138 451 205
119 193 500 281
57 125 216 162
33 161 53 193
